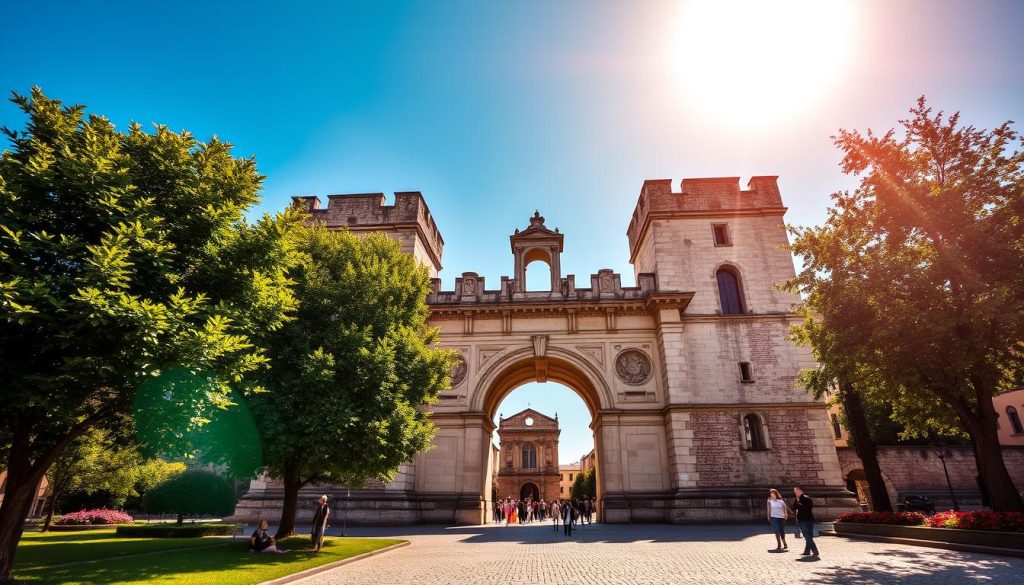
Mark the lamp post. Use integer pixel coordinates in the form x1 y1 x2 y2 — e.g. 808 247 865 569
935 449 960 511
342 489 350 536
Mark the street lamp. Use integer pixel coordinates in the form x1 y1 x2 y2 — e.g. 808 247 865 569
342 489 350 536
934 447 959 511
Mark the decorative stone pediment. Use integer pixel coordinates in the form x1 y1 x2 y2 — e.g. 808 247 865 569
499 408 559 430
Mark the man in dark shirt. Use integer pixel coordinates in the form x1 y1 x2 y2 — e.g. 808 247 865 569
249 519 285 553
792 487 819 558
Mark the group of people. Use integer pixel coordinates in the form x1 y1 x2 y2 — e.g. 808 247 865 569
249 494 332 554
494 496 595 536
766 487 820 559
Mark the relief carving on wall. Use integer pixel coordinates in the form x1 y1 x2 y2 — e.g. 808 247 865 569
462 278 476 295
450 353 468 387
615 349 652 385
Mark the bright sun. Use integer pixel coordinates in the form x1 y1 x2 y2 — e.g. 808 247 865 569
674 0 857 124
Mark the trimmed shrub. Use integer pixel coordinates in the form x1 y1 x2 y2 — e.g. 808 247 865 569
834 511 925 526
142 471 236 524
56 509 134 525
925 510 1024 533
116 523 236 538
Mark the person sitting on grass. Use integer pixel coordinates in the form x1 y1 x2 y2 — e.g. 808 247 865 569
250 519 287 553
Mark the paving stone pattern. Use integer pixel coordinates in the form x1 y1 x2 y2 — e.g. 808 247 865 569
293 523 1022 585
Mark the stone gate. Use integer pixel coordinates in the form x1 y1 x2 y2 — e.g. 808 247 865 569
233 176 858 524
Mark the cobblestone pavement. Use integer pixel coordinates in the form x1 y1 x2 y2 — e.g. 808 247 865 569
294 522 1023 585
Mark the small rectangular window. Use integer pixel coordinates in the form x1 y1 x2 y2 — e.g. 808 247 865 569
739 362 754 383
713 223 731 246
831 414 843 439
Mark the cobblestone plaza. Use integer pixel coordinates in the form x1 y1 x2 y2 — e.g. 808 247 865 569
294 523 1021 585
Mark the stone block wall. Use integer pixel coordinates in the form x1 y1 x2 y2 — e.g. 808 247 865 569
838 446 1024 509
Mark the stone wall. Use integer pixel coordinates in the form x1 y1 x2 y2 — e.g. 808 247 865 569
838 446 1024 509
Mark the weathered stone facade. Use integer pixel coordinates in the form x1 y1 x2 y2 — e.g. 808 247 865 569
495 409 560 503
233 176 858 525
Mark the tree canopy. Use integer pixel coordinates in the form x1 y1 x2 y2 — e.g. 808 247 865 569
143 471 236 524
789 97 1024 511
244 223 454 537
0 88 297 579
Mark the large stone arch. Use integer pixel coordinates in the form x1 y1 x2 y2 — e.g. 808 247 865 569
471 345 615 418
469 343 611 522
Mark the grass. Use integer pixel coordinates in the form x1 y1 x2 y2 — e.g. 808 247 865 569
13 529 404 584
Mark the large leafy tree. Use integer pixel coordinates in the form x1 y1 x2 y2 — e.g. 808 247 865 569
243 223 452 538
42 429 186 531
789 98 1024 512
0 89 296 580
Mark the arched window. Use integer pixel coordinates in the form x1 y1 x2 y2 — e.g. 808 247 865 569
1008 406 1024 435
522 443 537 469
743 414 766 450
717 268 745 315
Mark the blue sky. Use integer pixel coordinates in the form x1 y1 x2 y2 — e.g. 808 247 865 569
4 0 1023 462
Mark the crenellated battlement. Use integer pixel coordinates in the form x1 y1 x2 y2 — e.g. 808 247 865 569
626 176 784 258
292 191 445 274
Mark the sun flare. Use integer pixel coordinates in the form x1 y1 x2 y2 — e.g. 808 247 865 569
673 0 857 124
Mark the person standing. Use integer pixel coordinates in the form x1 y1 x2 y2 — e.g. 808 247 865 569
792 487 818 558
311 495 330 553
766 489 788 551
562 499 575 537
550 500 561 531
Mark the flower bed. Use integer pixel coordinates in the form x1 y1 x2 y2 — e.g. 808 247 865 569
925 510 1024 533
56 509 134 526
834 511 925 526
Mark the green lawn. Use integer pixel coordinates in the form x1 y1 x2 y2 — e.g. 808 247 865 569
14 529 404 584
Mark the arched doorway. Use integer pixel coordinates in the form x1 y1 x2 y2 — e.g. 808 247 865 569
520 482 540 501
474 348 611 524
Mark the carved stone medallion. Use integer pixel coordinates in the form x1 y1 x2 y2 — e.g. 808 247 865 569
450 353 468 387
615 350 652 385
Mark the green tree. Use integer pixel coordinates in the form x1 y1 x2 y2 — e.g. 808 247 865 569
570 468 595 500
0 89 297 580
143 471 236 525
789 97 1024 512
42 430 186 530
243 223 453 538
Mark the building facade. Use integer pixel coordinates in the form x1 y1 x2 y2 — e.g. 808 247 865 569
233 176 858 525
558 463 580 499
495 409 560 502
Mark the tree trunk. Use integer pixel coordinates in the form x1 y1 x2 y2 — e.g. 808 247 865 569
0 448 45 583
839 381 893 512
962 394 1023 512
948 377 1024 513
41 489 61 533
275 462 301 539
0 414 108 582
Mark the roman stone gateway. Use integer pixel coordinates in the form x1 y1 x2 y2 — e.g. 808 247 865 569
233 176 858 524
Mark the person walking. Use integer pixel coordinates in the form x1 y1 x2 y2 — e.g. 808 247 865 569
766 489 789 551
792 487 819 558
550 500 561 531
562 499 575 537
311 495 330 553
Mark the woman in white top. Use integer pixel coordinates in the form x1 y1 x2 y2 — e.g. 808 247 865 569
766 489 789 551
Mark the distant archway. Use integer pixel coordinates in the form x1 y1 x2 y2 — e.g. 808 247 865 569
478 347 608 522
520 482 540 501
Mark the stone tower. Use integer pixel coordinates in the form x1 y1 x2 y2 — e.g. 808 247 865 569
625 176 843 502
